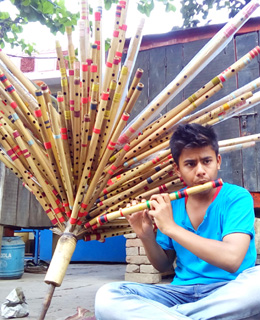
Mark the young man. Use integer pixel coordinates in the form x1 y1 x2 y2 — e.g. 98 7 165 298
95 124 260 320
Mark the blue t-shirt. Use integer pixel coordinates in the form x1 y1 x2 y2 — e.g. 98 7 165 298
156 182 256 285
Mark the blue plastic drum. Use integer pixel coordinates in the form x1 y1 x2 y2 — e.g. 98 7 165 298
0 236 25 279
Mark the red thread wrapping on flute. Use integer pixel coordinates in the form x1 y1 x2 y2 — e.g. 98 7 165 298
119 24 127 31
95 12 101 21
52 218 58 225
144 186 149 191
7 149 14 156
57 96 64 102
118 134 128 144
70 217 77 224
91 65 98 72
101 93 109 100
59 217 65 223
93 128 101 134
123 144 130 152
113 30 119 37
81 97 88 104
121 114 130 121
63 202 69 207
81 203 88 209
107 179 113 185
34 109 42 118
129 126 136 133
69 70 74 76
60 128 67 134
10 102 17 109
111 165 117 171
82 64 88 72
218 75 226 83
108 169 114 175
77 220 83 226
107 145 115 151
81 143 88 147
44 142 52 149
103 188 108 195
106 61 113 68
54 208 61 214
11 155 18 161
119 208 124 217
78 211 84 217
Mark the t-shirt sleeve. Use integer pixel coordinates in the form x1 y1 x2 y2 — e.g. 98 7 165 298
156 228 174 250
222 187 255 239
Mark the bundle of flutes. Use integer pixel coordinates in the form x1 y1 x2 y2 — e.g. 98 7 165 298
1 0 260 318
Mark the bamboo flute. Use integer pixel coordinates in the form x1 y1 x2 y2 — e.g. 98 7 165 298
85 179 223 229
0 147 59 226
35 90 63 181
69 92 110 225
0 68 41 139
208 90 260 126
80 0 91 63
97 80 117 158
120 83 223 163
0 89 59 190
94 4 102 92
219 133 260 148
219 141 256 153
120 1 260 142
55 41 73 158
136 178 183 201
66 26 76 69
78 114 90 177
122 45 260 156
101 1 129 92
0 49 37 96
69 69 75 134
98 154 174 200
182 77 260 124
0 62 39 114
48 102 74 212
91 163 175 216
56 93 74 183
72 77 82 184
84 227 134 241
190 91 253 125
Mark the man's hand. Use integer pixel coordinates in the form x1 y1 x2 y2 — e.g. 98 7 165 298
149 193 176 236
126 201 155 240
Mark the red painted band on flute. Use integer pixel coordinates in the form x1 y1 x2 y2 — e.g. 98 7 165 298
95 12 101 21
115 51 122 58
60 128 67 134
123 144 131 152
54 208 61 214
113 30 119 37
57 97 64 102
69 70 74 76
74 110 81 118
74 79 81 85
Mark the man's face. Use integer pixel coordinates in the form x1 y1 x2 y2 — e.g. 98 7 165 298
174 146 221 188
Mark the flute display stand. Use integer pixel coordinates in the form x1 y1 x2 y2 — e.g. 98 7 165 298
124 232 174 284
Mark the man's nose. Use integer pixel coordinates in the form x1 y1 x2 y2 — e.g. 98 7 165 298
196 162 206 175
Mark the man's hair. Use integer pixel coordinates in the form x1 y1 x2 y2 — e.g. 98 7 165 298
170 124 219 165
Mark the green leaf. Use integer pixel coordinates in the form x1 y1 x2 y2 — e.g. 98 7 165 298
42 1 54 14
165 3 176 12
0 12 10 20
22 0 31 6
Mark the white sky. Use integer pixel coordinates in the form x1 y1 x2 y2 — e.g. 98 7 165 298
0 0 238 55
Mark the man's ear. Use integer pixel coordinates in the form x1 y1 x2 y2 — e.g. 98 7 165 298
217 154 221 170
173 162 181 177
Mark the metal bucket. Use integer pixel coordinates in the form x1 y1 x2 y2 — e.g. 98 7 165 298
0 236 25 279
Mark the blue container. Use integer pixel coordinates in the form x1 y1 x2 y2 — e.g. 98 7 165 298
0 236 25 279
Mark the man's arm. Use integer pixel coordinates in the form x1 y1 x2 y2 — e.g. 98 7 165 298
149 193 251 273
126 210 176 272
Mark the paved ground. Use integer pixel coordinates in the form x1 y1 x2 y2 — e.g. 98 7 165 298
0 263 126 320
